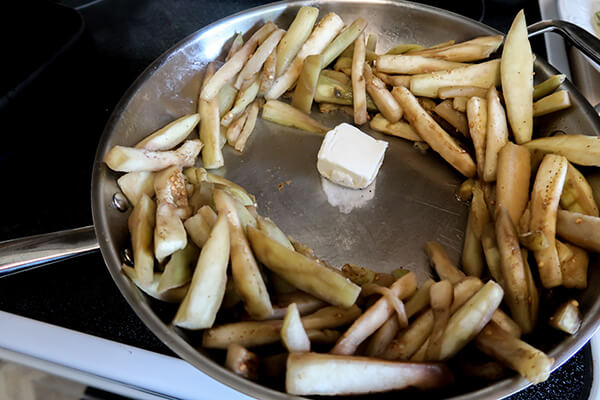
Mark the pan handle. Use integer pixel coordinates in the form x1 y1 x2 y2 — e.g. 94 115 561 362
0 226 99 278
528 20 600 67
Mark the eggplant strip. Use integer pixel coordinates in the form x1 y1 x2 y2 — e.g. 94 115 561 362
426 280 453 360
202 305 361 348
556 210 600 253
128 194 156 285
365 315 400 357
433 100 469 136
364 63 403 122
533 74 566 100
376 54 468 74
104 140 203 172
560 243 589 289
530 154 568 288
523 134 600 167
275 6 319 76
439 86 489 99
331 272 417 355
466 96 487 179
383 277 483 360
117 171 155 207
475 321 552 384
201 22 277 100
214 190 273 320
408 35 503 62
410 59 500 98
262 99 328 134
351 33 368 125
173 215 230 329
248 227 361 307
533 90 571 117
405 278 435 318
392 86 476 177
369 113 421 141
495 206 532 333
225 344 259 380
135 113 200 151
235 28 285 89
501 10 533 144
435 280 503 360
286 353 453 395
267 12 345 99
425 241 466 284
281 303 311 352
122 265 187 303
496 142 531 226
560 163 599 217
483 86 509 182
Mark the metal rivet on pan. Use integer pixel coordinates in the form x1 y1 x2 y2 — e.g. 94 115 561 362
112 193 129 212
122 248 134 266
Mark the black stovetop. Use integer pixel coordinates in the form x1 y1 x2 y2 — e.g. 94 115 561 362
0 0 592 399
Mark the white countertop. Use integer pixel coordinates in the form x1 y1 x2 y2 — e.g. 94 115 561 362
0 311 250 400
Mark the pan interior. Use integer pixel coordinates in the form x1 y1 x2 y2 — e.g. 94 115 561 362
92 1 600 399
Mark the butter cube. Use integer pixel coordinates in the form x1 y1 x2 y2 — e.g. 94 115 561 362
317 123 388 189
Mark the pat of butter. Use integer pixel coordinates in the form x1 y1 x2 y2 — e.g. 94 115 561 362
317 123 388 189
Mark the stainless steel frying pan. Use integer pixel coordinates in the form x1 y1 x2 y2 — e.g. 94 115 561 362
2 1 600 398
